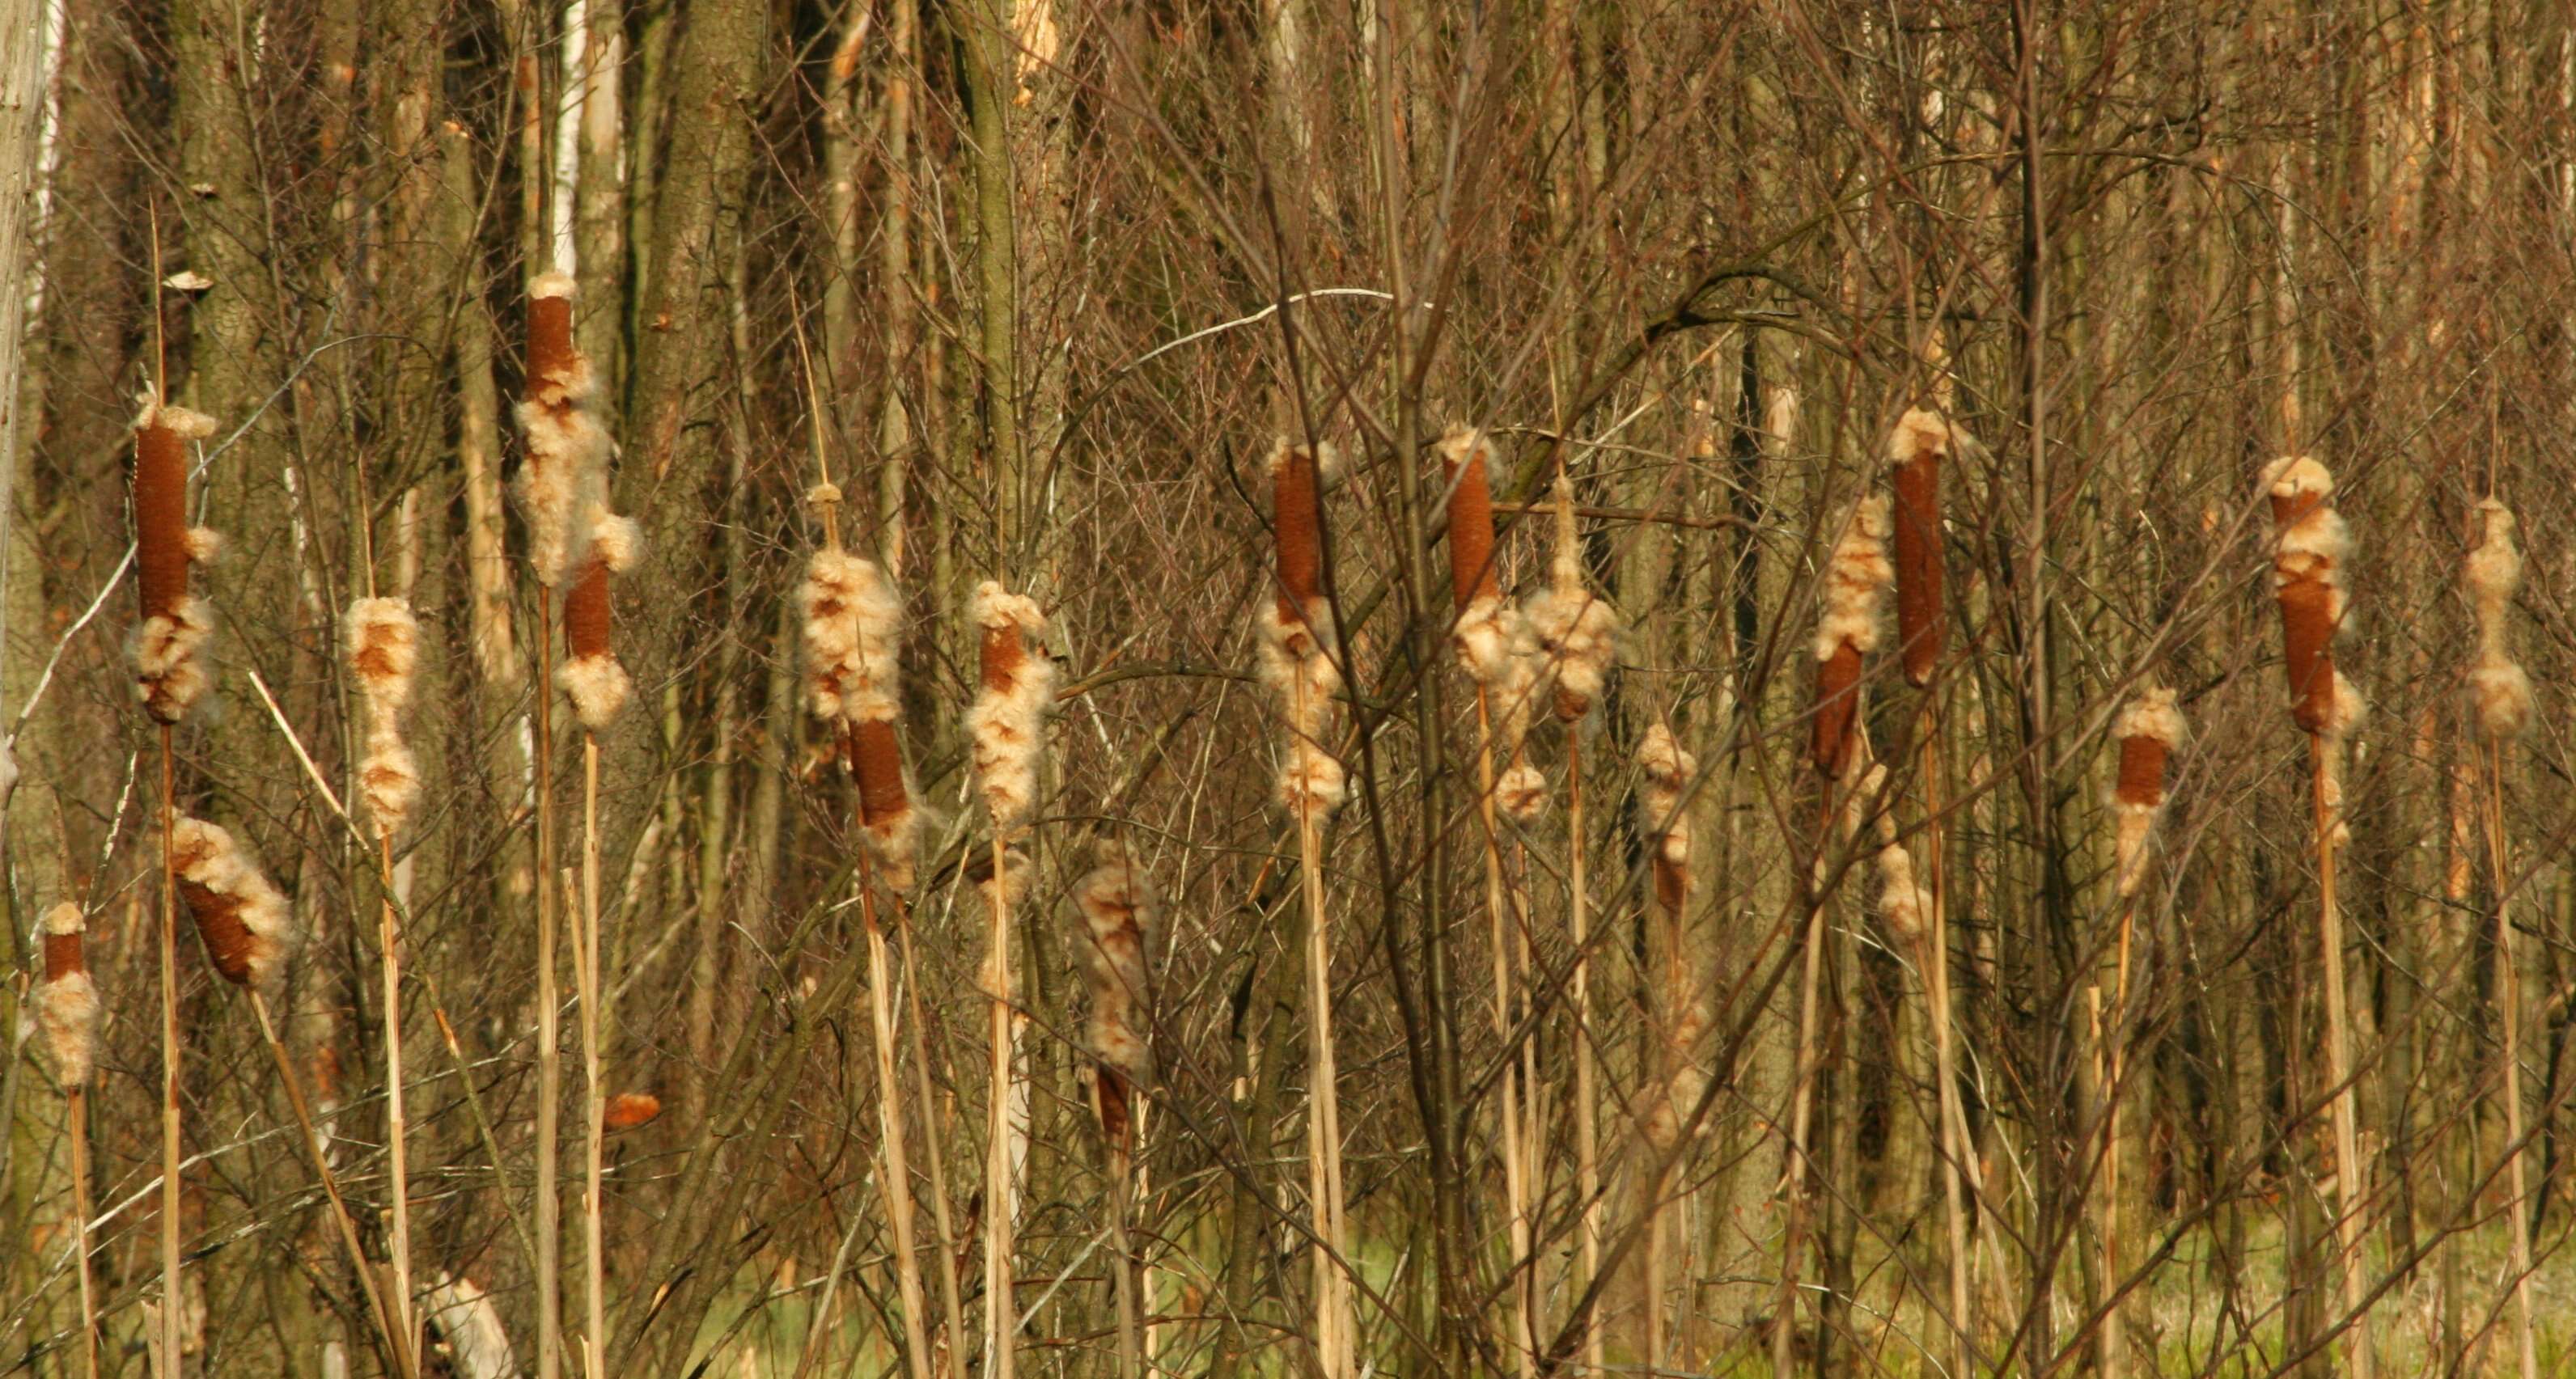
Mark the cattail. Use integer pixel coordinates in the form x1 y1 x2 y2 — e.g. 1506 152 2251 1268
1642 1002 1709 1153
602 1093 662 1132
799 535 919 883
1637 723 1696 916
131 403 222 724
968 582 1055 831
2465 498 2533 741
2110 687 2188 899
1874 841 1930 945
1526 476 1621 722
1442 425 1552 823
37 902 101 1087
1887 408 1950 687
1811 496 1895 778
345 597 424 837
557 512 639 730
516 273 610 586
1261 440 1348 819
2263 457 2365 738
171 817 295 991
1071 850 1159 1147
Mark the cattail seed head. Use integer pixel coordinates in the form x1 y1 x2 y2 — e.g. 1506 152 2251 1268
1071 849 1159 1145
1887 408 1949 687
1811 496 1893 777
1439 425 1501 610
517 275 609 587
131 404 222 724
557 513 638 730
799 549 905 726
968 582 1054 831
344 598 422 717
849 720 921 890
2263 457 2363 737
2465 498 2533 741
604 1092 663 1131
1637 723 1696 913
1875 844 1930 944
172 817 296 991
1267 439 1340 620
133 597 216 725
1258 450 1349 820
37 902 100 1087
1525 475 1621 721
2111 687 2188 898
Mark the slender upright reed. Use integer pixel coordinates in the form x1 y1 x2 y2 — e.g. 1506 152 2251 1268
1071 850 1160 1379
2463 496 2537 1379
517 272 609 1379
1779 493 1891 1379
968 582 1055 1379
1256 438 1353 1377
346 594 425 1364
2263 455 2370 1376
37 901 102 1379
2102 685 2184 1379
796 484 939 1379
1524 472 1618 1374
1438 424 1542 1376
1633 722 1698 1367
129 397 216 1376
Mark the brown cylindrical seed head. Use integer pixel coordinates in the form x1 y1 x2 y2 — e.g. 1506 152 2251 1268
135 417 190 621
563 554 612 660
528 292 577 401
851 718 911 827
1892 444 1943 687
2277 567 2338 732
180 878 261 987
1444 439 1499 610
44 927 84 980
1811 640 1862 778
1272 443 1324 619
2115 734 2170 807
981 620 1023 695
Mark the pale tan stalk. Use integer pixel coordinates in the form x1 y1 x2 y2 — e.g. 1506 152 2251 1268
2311 732 2368 1379
892 900 971 1377
1773 794 1831 1379
2480 738 2538 1379
378 835 417 1368
70 1089 98 1379
1566 730 1601 1378
156 727 182 1379
535 594 563 1379
579 733 607 1379
1293 746 1349 1378
1471 685 1535 1379
985 831 1018 1379
859 848 934 1379
1921 727 1972 1377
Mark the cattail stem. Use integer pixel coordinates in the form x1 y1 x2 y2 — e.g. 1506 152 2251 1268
155 725 183 1379
61 1084 97 1379
1920 726 1974 1378
2478 737 2540 1379
2099 887 2140 1379
1565 730 1603 1379
1294 759 1350 1378
854 830 935 1379
578 732 608 1379
1109 1132 1142 1379
2309 730 2371 1379
534 594 564 1379
1470 686 1536 1379
1773 790 1833 1379
985 831 1018 1379
892 899 972 1378
379 833 418 1372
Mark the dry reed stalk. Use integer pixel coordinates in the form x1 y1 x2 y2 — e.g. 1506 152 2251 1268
2263 455 2371 1377
1635 723 1701 1368
1440 425 1540 1377
2099 686 2185 1379
798 486 942 1379
345 595 424 1364
38 902 101 1379
971 582 1053 1379
1072 851 1159 1379
1526 472 1619 1374
2464 497 2538 1379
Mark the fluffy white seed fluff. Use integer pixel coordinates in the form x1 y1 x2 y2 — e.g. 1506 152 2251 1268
359 721 422 838
2113 686 2188 754
2466 500 2532 741
37 903 100 1087
2470 660 2535 742
1261 436 1346 498
531 271 578 300
142 404 218 440
587 513 640 576
172 817 296 990
1644 1002 1710 1151
344 597 422 717
968 582 1055 831
1454 595 1523 684
805 481 843 510
557 654 632 732
798 549 904 725
1875 844 1930 944
1525 475 1620 718
1072 854 1159 1087
513 359 609 587
1886 407 1952 465
1815 495 1896 661
2109 687 2188 899
1259 599 1348 818
2323 668 2367 739
1636 723 1696 869
133 595 215 718
184 527 224 564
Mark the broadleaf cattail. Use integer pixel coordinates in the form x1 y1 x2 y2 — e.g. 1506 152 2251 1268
172 817 295 991
1811 496 1894 778
516 274 610 586
1526 476 1621 723
37 902 101 1087
1070 851 1159 1147
1874 842 1930 945
799 548 905 728
968 582 1055 831
2110 687 2188 899
1637 724 1696 916
556 512 638 730
131 404 221 724
2465 498 2534 741
345 597 424 837
602 1093 662 1132
1887 408 1950 687
1261 441 1348 819
1440 425 1502 614
1443 425 1552 822
2263 457 2366 737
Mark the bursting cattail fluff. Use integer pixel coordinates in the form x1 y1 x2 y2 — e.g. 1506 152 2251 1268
799 524 920 886
1811 495 1894 778
1887 408 1950 687
1525 476 1620 722
131 402 222 724
968 582 1054 831
557 510 639 730
1442 425 1550 821
172 818 295 991
36 902 101 1088
1260 440 1347 818
2465 498 2533 741
516 274 611 586
1637 723 1696 915
2109 687 2187 899
1874 842 1930 945
2263 457 2365 738
1070 851 1159 1146
344 597 423 837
